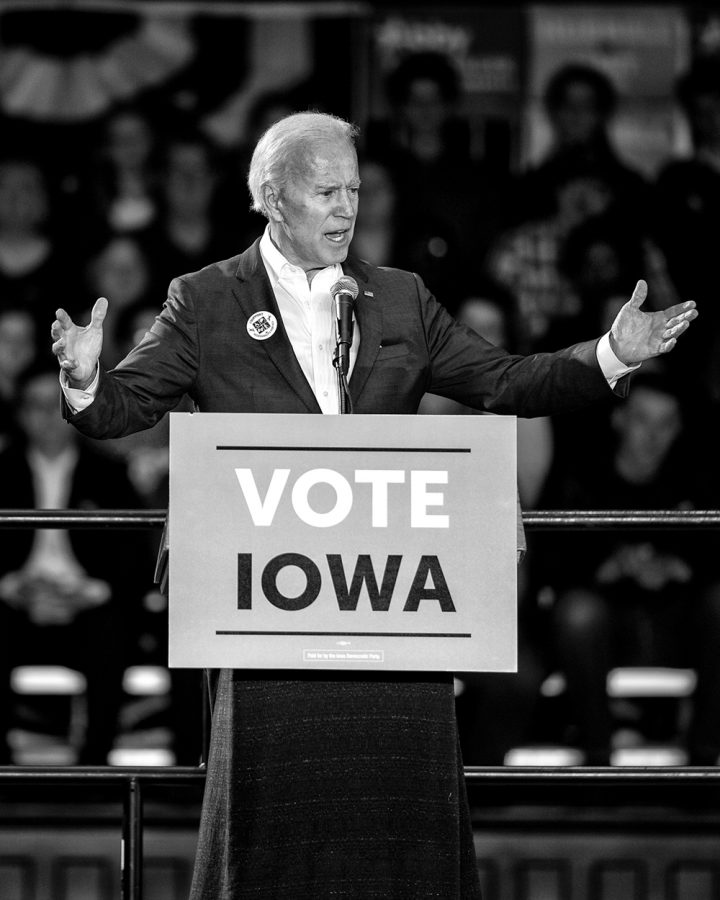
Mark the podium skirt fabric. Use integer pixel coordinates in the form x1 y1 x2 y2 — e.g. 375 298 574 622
189 669 482 899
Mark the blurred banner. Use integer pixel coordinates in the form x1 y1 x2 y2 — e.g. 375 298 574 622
0 3 362 161
1 4 705 179
366 5 528 170
524 5 692 177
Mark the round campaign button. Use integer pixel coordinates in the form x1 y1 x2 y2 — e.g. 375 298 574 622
247 311 278 341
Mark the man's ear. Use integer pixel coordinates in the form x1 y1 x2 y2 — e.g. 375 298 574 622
263 184 283 223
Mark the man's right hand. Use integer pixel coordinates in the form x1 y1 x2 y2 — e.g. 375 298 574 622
51 297 107 390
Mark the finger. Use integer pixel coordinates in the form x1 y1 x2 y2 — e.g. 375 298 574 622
664 307 698 329
90 297 108 328
628 279 648 309
55 308 74 329
50 320 63 340
662 319 690 340
658 337 677 354
663 299 697 321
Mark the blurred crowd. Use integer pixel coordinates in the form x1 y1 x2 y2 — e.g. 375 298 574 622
2 50 720 766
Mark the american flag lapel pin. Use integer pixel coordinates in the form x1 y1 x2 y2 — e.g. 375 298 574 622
363 290 374 298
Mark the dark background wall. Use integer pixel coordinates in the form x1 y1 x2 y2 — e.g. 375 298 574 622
1 2 717 183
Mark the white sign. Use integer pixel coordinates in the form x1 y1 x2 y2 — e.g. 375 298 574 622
168 413 517 672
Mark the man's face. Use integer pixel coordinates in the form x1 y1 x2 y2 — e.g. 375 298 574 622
269 139 360 275
551 82 604 145
404 78 447 131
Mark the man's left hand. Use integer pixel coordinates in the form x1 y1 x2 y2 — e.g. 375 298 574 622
609 279 698 365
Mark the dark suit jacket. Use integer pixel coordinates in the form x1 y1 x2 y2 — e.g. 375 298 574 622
66 238 622 438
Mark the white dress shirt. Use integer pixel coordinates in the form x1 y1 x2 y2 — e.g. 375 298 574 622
258 227 359 414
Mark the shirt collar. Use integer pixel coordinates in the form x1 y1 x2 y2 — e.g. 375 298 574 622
259 225 342 288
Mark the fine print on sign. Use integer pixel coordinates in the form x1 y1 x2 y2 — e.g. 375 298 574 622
168 412 517 672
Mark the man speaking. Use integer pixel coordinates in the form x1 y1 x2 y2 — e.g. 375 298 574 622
51 111 696 899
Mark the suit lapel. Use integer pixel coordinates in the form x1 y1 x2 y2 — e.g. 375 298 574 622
231 244 383 412
231 240 321 413
344 256 383 405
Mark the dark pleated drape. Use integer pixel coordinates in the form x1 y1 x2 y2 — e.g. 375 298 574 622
189 669 482 899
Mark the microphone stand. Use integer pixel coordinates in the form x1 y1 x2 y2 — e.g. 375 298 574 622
332 344 353 414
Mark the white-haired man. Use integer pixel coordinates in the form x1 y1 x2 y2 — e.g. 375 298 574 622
52 111 697 899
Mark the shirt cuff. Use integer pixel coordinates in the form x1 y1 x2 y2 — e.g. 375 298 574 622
596 333 640 389
59 367 99 412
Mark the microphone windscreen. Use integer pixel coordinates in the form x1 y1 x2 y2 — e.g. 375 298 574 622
330 276 359 300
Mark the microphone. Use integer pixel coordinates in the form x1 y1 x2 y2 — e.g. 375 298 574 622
331 276 359 376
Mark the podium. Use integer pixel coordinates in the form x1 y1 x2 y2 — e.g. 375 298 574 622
165 412 517 672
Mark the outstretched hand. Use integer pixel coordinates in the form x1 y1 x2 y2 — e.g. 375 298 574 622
609 280 698 366
50 297 108 390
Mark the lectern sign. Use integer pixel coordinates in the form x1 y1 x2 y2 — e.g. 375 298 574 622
168 413 517 672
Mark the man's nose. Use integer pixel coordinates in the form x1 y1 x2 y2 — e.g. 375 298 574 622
335 190 356 217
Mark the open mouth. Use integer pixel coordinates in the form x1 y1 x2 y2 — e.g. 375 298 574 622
325 230 348 243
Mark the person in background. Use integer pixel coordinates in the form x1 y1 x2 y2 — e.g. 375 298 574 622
83 105 162 239
145 126 241 292
556 208 678 347
50 110 697 898
487 160 677 357
517 63 651 227
544 207 679 478
368 50 473 170
418 279 554 510
80 235 156 370
0 363 151 765
111 297 202 766
532 368 720 765
348 157 400 267
0 305 37 452
0 156 79 356
654 57 720 402
418 281 553 763
366 51 513 311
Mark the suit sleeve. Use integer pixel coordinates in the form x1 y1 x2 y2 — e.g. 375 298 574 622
414 273 625 418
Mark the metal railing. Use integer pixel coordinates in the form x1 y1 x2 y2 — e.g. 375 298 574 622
2 507 720 899
0 765 204 898
3 508 720 531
